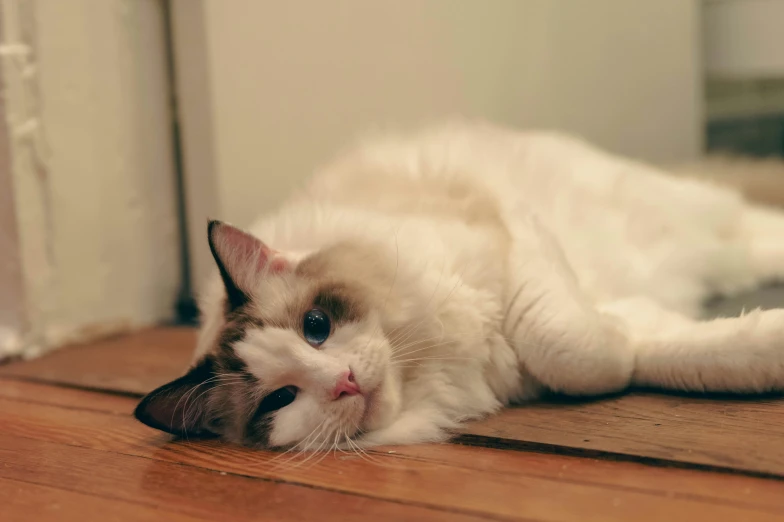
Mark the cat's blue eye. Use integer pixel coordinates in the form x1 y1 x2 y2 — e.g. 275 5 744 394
258 385 297 413
303 308 330 346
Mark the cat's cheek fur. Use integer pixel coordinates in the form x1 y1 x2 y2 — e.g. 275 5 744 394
361 367 403 433
268 394 363 449
235 320 404 446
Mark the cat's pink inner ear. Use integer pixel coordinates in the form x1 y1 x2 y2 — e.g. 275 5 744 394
220 225 272 273
211 221 293 280
269 256 289 274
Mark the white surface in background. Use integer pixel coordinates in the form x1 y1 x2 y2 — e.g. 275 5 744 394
705 0 784 78
1 0 180 357
0 1 25 359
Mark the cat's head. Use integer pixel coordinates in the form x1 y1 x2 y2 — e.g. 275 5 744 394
134 220 404 449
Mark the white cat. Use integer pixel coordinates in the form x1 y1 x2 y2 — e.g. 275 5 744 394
135 121 784 450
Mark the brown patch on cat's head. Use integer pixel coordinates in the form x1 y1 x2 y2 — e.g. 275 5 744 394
215 305 264 373
202 240 387 366
296 240 398 311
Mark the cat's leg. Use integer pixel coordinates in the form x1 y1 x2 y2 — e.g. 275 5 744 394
504 215 636 396
505 207 784 396
602 297 784 393
506 211 784 396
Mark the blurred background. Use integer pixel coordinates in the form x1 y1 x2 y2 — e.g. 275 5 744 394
1 0 783 360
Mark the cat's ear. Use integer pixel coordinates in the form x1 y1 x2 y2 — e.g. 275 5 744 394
134 356 220 437
208 220 281 309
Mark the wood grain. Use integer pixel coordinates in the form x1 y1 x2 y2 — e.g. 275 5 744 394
1 379 783 522
462 393 784 476
0 434 481 522
3 327 784 478
0 477 206 522
0 327 193 393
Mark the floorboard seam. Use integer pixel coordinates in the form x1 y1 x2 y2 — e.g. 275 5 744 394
0 375 144 398
453 434 784 482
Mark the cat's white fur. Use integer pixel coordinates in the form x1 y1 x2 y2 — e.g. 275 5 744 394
193 122 784 448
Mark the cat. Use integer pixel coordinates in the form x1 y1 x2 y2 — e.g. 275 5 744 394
134 121 784 450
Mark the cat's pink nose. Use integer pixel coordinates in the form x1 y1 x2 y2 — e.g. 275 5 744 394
332 370 360 399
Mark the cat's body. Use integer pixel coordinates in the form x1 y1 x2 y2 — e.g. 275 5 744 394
136 122 784 449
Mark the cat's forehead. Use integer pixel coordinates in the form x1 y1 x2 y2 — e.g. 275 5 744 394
247 243 377 325
248 275 315 328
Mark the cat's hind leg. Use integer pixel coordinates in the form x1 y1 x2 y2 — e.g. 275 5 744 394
602 297 784 393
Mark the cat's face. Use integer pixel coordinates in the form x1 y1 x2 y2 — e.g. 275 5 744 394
134 221 402 449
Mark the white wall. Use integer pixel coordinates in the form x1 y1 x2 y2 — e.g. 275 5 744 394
0 0 180 358
173 0 702 292
704 0 784 79
0 44 24 355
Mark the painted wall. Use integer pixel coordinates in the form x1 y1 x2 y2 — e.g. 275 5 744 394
173 0 703 293
704 0 784 79
0 37 24 355
0 0 180 358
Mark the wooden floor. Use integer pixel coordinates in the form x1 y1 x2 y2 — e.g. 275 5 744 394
2 328 784 521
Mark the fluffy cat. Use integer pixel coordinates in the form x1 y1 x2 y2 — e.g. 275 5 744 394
135 122 784 450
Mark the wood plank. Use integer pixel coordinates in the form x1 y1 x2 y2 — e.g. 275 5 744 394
0 477 205 522
3 327 784 477
0 376 140 414
5 378 784 513
0 327 193 393
462 393 784 477
1 380 782 521
0 435 481 522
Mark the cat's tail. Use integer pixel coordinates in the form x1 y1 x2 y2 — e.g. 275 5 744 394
629 306 784 394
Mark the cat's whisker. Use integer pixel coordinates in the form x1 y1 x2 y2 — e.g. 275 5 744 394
390 333 502 357
386 257 468 348
334 423 354 456
343 431 375 465
385 259 445 342
390 317 521 352
279 422 332 471
331 423 343 456
181 380 244 440
268 418 327 469
387 252 511 354
307 427 339 469
392 356 476 364
175 374 229 441
392 347 468 360
390 331 538 360
345 426 403 469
